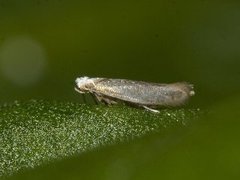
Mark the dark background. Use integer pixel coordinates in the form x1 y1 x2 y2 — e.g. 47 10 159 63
0 0 239 108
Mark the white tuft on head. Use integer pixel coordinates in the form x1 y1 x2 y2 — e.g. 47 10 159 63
75 76 98 88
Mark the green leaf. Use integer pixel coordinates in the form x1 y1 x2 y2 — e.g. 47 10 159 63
5 97 240 180
0 100 199 177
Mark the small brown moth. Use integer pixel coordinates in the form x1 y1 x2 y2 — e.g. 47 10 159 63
75 76 195 113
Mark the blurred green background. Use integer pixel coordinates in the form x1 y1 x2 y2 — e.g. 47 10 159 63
1 0 240 179
0 0 239 107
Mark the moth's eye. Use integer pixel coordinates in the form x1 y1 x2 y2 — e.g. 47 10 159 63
86 83 94 88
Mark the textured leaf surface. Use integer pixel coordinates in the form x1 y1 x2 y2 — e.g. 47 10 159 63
0 100 199 177
6 97 240 180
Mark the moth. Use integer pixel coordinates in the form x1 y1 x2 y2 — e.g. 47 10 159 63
75 76 195 113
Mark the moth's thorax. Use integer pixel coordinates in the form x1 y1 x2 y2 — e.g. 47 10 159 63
75 76 100 93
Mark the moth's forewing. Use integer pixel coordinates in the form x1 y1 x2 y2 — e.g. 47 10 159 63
90 79 193 107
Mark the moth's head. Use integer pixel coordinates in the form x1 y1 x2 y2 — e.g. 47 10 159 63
75 76 95 93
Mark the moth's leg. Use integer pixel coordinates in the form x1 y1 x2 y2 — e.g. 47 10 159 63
91 93 102 104
74 87 87 103
82 94 87 103
93 93 117 105
102 97 117 105
142 106 160 113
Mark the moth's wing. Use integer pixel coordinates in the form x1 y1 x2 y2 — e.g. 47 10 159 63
92 79 194 107
91 79 166 105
